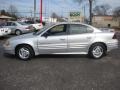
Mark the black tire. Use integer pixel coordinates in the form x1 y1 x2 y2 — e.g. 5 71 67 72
15 30 22 35
15 45 35 61
88 43 106 59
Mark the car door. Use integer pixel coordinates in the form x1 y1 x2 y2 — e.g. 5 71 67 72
68 24 95 53
37 24 68 54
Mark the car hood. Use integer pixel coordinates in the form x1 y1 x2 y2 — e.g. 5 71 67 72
9 33 35 41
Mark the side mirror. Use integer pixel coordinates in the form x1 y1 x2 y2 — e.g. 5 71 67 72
42 32 49 38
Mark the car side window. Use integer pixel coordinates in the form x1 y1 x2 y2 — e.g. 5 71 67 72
6 22 13 26
46 24 67 36
11 22 17 26
69 24 93 35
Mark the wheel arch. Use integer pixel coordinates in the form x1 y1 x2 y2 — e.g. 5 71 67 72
15 29 21 32
15 44 35 55
88 42 107 52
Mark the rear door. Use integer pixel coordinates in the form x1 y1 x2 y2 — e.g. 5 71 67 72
68 24 95 53
37 24 68 54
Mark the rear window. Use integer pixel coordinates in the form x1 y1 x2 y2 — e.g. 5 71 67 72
69 24 93 35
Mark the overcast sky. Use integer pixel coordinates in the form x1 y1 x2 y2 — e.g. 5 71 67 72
0 0 120 17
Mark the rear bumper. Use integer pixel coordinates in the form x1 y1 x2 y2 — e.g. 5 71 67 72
107 40 118 52
22 29 31 33
22 29 34 34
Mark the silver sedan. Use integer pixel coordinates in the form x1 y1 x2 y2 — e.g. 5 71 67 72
2 21 34 35
3 22 118 60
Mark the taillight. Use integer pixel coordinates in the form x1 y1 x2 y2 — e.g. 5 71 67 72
112 34 117 39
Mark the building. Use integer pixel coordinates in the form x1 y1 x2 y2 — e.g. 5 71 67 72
43 17 57 23
0 15 13 25
92 15 120 28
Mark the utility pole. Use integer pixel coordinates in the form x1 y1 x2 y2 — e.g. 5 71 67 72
30 7 33 18
45 5 47 22
89 0 93 25
34 0 36 23
83 5 86 23
40 0 42 23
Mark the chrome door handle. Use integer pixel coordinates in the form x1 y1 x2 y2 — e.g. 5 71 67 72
87 37 92 39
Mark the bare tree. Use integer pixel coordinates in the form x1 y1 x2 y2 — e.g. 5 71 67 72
7 5 19 19
8 5 18 16
51 12 65 22
51 12 59 18
113 7 120 26
0 10 6 15
113 7 120 16
74 0 94 25
93 4 111 15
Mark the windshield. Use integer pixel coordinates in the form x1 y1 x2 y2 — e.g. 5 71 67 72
33 24 53 35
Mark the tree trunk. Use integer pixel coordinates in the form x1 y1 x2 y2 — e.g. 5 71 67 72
119 18 120 27
119 21 120 27
89 0 92 25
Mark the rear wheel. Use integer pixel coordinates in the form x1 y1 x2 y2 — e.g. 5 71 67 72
15 45 35 61
88 43 106 59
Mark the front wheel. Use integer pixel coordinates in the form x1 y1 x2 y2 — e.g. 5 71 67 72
88 43 106 59
15 45 35 61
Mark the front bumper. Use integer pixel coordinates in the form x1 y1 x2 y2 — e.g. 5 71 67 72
3 45 15 55
22 29 34 34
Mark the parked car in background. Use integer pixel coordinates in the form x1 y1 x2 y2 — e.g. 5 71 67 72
24 21 43 30
4 22 118 60
0 26 11 37
2 21 34 35
99 28 115 32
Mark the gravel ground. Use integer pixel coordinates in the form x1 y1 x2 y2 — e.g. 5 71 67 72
0 32 120 90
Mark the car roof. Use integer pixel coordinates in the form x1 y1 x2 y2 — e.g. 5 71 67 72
53 22 92 27
7 21 22 23
54 22 85 25
7 21 16 22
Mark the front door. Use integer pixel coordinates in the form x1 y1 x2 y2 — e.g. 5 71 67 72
37 24 68 54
